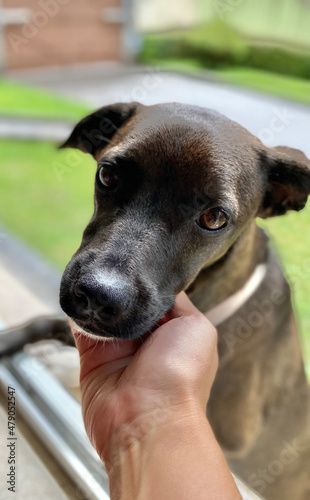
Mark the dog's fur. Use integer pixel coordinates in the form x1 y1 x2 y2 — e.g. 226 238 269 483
59 102 310 500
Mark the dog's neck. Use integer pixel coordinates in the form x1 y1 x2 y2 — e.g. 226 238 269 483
186 221 268 315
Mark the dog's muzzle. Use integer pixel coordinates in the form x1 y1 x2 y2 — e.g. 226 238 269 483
60 251 175 340
74 271 134 325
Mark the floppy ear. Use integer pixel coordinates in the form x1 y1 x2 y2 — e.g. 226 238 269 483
59 102 139 155
257 145 310 218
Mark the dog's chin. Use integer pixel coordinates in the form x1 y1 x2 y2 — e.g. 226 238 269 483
69 317 136 341
69 319 117 341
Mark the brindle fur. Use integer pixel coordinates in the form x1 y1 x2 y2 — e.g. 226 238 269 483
60 102 310 500
5 102 310 499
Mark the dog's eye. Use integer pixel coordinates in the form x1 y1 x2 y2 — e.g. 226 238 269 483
196 208 228 231
98 165 119 189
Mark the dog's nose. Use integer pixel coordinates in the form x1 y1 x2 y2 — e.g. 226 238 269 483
75 273 133 323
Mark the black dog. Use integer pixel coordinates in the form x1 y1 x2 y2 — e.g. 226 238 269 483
8 102 310 499
59 103 310 500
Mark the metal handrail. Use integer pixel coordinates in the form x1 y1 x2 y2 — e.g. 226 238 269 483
0 348 264 500
0 352 110 500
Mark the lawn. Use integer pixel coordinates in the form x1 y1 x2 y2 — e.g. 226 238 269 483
148 59 310 105
0 79 89 120
200 0 310 49
0 139 309 377
0 140 95 267
216 68 310 105
140 17 310 104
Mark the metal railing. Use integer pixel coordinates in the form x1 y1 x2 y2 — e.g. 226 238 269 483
0 351 110 500
0 346 264 500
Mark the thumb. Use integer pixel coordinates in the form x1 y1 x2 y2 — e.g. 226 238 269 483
124 294 218 399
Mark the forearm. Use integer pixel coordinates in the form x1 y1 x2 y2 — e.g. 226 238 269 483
105 411 242 500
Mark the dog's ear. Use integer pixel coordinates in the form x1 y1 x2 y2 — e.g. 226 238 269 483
257 145 310 218
59 102 139 155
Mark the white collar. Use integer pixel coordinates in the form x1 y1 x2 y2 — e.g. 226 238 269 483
205 263 267 327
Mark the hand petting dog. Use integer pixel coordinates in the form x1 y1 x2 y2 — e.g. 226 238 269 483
72 292 241 500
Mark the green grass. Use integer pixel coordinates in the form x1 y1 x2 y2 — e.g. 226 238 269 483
199 0 310 50
0 140 96 267
149 58 310 104
218 68 310 105
259 213 310 378
140 17 310 97
0 139 309 377
0 79 90 120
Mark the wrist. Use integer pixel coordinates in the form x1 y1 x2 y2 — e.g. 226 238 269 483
103 400 206 462
104 407 208 500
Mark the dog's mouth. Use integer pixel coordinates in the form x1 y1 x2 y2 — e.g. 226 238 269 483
69 318 116 341
60 257 176 340
70 304 175 340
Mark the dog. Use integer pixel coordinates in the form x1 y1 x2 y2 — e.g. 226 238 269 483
3 102 309 499
58 102 310 500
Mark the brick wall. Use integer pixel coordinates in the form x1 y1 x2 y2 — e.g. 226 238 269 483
2 0 123 70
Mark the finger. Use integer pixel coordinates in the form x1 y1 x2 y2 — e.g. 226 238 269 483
70 321 141 381
172 292 202 317
159 292 203 325
146 314 217 362
71 293 210 383
129 297 217 380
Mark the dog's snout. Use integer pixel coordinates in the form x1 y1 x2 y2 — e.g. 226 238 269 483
75 272 133 323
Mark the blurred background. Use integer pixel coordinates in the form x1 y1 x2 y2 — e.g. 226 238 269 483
0 0 309 375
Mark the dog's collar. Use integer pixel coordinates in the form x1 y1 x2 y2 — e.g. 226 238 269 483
205 263 267 327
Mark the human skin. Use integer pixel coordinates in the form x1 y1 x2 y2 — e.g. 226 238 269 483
72 292 242 500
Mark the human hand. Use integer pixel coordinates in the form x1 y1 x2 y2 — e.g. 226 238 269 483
71 292 218 468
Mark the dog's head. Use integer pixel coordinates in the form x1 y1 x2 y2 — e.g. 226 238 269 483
59 102 310 339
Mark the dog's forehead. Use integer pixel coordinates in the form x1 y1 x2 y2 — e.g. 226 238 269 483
104 105 256 192
95 104 263 218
